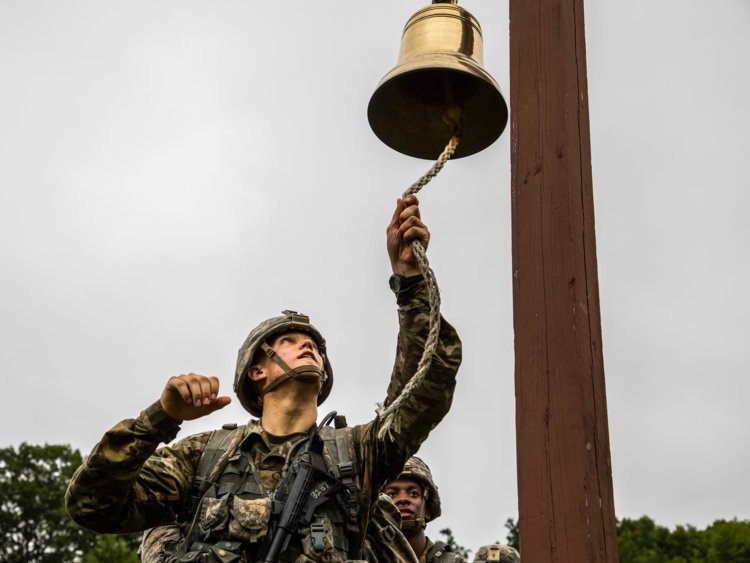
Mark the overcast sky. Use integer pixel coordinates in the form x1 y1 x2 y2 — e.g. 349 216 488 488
1 0 749 554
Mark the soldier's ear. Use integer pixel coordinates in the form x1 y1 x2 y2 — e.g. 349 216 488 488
248 365 265 382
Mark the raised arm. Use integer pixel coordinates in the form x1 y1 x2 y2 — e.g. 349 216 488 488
352 195 462 506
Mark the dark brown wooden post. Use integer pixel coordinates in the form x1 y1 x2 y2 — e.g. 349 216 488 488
509 0 619 561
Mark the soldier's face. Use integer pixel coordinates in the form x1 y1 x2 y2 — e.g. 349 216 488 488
251 331 324 379
271 331 323 367
382 479 428 523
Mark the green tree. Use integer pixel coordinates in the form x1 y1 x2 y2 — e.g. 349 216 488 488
616 515 670 563
504 517 519 550
0 443 140 563
694 519 750 563
500 516 750 562
0 443 96 562
81 534 139 563
616 516 750 563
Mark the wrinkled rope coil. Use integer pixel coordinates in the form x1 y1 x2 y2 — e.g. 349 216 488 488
377 135 460 439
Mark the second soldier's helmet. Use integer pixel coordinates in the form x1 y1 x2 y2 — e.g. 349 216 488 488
473 544 521 563
234 310 333 417
396 456 442 522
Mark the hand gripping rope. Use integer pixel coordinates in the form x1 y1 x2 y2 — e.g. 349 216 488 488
376 135 460 440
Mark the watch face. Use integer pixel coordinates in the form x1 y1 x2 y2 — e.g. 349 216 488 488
389 275 402 293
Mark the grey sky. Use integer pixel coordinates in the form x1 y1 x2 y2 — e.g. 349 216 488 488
1 0 749 553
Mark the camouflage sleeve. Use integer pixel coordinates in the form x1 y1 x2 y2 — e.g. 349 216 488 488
65 401 211 533
353 279 462 502
140 524 183 563
383 280 461 405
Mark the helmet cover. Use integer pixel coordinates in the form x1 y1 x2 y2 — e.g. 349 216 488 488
473 544 521 563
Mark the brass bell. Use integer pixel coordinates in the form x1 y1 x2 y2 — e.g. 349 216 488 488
368 0 508 160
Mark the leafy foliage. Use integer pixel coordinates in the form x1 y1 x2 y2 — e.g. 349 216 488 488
502 516 750 562
504 517 519 550
0 443 139 563
0 443 96 562
617 516 750 563
81 534 139 563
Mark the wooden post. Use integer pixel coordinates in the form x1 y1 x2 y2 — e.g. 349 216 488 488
509 0 619 561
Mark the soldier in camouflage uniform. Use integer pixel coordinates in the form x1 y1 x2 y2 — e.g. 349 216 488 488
139 457 461 563
66 194 462 562
472 544 520 563
376 457 466 563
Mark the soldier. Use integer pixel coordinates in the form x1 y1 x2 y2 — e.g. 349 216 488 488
139 457 462 563
377 457 466 563
66 194 462 562
472 544 520 563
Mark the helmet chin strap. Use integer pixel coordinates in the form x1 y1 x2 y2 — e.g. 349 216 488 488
257 342 328 399
400 515 427 533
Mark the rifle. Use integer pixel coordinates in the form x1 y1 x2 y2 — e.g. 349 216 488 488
263 428 346 562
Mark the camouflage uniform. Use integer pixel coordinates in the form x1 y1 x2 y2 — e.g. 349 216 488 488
138 457 464 563
139 491 420 563
472 544 520 563
140 525 182 562
66 281 461 562
421 538 466 563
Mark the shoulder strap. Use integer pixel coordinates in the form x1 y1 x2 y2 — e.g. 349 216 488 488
319 421 362 555
197 423 245 482
320 426 360 522
174 424 246 555
183 423 245 521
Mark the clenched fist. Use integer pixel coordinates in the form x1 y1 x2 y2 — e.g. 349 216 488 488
160 373 232 422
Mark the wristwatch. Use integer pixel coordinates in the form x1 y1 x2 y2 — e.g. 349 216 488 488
388 273 425 294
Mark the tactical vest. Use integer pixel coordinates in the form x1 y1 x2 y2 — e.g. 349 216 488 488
171 419 363 563
424 541 465 563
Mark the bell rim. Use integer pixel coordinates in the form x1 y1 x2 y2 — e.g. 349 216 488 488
367 61 508 160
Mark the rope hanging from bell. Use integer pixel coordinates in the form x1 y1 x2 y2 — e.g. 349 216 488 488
376 134 459 438
368 0 508 440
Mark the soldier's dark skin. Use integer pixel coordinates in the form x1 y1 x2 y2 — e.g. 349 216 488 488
383 478 433 557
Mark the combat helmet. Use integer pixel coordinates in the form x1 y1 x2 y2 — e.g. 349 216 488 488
234 310 333 417
473 544 520 563
393 456 442 526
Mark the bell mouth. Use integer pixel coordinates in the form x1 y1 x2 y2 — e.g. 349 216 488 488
367 1 508 159
368 55 508 159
